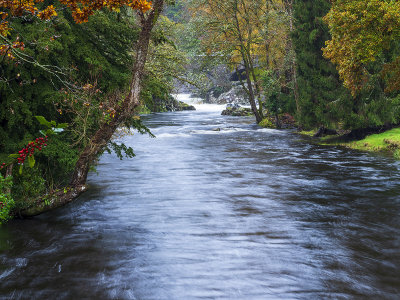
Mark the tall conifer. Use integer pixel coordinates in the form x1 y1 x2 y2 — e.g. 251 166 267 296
292 0 345 129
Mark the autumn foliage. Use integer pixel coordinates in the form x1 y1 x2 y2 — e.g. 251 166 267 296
323 0 400 96
0 0 152 57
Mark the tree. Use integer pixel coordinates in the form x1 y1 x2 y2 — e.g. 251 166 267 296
190 0 267 123
1 7 141 201
1 0 165 216
292 0 346 129
321 0 400 130
323 0 400 96
1 1 151 57
260 0 300 123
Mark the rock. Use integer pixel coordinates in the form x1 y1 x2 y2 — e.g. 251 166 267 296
179 102 196 111
152 96 196 112
221 106 253 116
226 103 241 109
216 84 249 105
314 127 338 137
204 86 228 103
229 68 248 82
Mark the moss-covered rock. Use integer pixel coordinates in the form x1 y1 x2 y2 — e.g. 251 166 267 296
179 102 196 111
221 106 253 116
150 95 196 112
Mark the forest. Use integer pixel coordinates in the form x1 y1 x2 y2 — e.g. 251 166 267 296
0 0 400 223
1 1 400 299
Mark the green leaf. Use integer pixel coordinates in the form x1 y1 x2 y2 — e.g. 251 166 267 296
8 154 19 159
28 155 35 168
57 123 68 129
19 164 23 175
35 116 52 128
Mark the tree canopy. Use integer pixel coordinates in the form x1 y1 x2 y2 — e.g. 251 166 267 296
323 0 400 96
1 0 152 59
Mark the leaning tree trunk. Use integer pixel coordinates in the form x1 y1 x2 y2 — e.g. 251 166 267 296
21 0 164 217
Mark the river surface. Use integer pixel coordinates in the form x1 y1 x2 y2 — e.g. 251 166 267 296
1 94 400 299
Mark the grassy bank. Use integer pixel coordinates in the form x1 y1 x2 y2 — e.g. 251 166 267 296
299 128 400 159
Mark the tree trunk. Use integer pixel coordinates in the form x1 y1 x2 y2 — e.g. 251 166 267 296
244 61 263 123
236 63 262 124
286 0 301 118
21 0 164 217
233 11 263 124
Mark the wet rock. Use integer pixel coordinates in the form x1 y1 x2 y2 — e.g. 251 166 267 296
221 106 253 116
179 102 196 111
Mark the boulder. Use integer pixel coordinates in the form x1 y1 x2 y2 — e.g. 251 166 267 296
152 96 196 112
221 105 253 116
179 102 196 111
314 127 338 137
216 83 249 105
229 68 248 82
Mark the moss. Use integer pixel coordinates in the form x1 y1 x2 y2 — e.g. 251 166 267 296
221 107 252 116
137 105 151 115
299 127 400 159
298 130 317 137
259 118 276 129
340 128 400 156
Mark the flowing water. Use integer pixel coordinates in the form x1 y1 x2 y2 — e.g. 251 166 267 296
1 94 400 299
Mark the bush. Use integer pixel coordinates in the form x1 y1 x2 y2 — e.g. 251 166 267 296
0 175 15 225
11 168 45 211
259 118 276 129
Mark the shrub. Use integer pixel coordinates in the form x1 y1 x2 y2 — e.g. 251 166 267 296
0 175 15 225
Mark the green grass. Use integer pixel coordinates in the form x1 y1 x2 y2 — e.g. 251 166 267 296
298 127 400 159
340 128 400 158
298 130 317 137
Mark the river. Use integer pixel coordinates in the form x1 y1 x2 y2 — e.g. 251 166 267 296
1 94 400 299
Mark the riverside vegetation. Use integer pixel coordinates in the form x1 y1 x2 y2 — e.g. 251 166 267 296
1 0 400 223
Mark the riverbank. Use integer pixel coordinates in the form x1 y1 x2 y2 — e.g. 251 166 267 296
300 127 400 159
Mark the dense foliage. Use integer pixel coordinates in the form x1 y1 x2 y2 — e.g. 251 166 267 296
292 0 347 129
0 1 172 220
0 7 139 206
322 0 400 129
0 175 14 225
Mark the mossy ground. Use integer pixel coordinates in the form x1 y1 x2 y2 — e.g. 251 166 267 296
298 130 316 137
338 128 400 159
299 128 400 159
